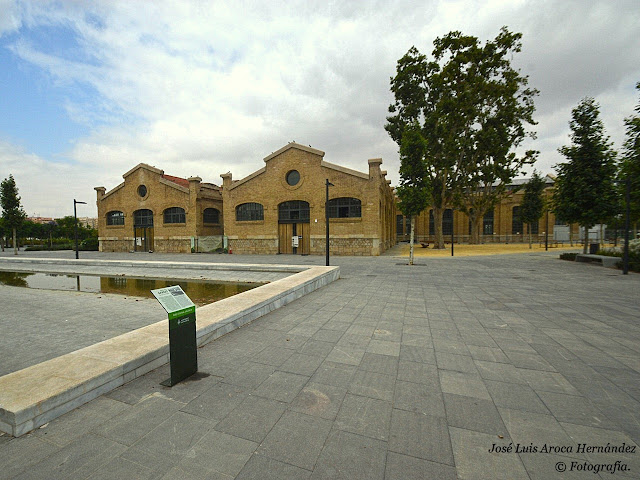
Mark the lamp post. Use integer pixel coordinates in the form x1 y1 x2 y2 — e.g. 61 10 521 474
74 199 87 259
325 179 334 266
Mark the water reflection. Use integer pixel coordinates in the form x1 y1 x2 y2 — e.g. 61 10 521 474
0 271 261 306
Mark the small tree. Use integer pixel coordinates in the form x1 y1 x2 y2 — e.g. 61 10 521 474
553 98 618 253
396 124 430 265
520 171 546 249
0 175 27 255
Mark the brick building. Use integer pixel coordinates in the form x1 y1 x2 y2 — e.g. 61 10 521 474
95 163 223 253
396 175 580 243
220 142 396 255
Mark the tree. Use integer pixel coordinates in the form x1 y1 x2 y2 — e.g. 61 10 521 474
396 124 430 265
386 27 538 247
620 82 640 228
553 97 618 253
0 175 27 255
520 171 546 249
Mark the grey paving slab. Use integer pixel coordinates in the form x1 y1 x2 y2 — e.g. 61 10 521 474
334 393 392 440
449 427 530 480
181 382 248 421
236 454 311 480
289 382 347 420
176 430 257 478
394 380 446 417
253 371 309 403
310 361 357 388
484 379 550 414
439 370 491 400
389 408 454 464
12 433 126 480
443 393 509 437
348 369 396 401
214 395 287 443
257 411 332 470
279 353 325 376
384 452 457 480
310 429 387 480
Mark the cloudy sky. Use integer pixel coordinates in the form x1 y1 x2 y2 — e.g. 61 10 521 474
1 0 638 217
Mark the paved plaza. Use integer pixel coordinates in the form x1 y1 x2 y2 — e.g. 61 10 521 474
0 249 639 479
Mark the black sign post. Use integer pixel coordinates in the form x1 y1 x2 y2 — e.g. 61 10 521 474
152 286 198 386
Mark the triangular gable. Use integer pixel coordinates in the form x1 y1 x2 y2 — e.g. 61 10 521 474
263 142 325 163
122 163 163 179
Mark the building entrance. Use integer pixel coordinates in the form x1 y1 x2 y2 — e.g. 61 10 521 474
278 201 310 255
133 209 154 252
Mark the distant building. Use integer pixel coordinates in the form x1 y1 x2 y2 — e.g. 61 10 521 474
95 163 223 253
396 174 580 243
27 217 55 224
77 217 98 229
94 142 396 255
220 142 396 255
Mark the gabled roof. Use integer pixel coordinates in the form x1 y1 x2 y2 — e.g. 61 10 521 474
122 163 163 178
263 142 325 163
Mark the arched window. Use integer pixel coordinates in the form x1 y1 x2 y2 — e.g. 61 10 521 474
236 202 264 221
512 206 523 234
483 210 494 235
327 197 361 218
203 208 220 224
279 200 310 223
164 207 186 224
106 211 124 226
133 209 153 227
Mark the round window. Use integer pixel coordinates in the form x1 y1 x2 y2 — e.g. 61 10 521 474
138 185 147 197
286 170 300 186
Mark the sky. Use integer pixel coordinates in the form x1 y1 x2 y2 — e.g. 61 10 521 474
0 0 638 218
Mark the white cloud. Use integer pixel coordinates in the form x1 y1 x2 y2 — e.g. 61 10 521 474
1 0 639 216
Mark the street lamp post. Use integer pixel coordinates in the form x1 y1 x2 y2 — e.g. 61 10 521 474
325 179 334 266
74 199 87 259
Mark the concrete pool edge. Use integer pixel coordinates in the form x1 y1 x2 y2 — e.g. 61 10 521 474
0 261 339 437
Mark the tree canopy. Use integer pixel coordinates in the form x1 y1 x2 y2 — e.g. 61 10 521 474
386 27 538 247
620 82 640 223
553 97 618 252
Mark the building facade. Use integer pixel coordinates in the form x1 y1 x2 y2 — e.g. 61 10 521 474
95 163 223 253
396 175 580 243
220 143 396 255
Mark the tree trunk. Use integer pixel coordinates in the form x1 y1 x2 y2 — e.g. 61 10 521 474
529 224 532 249
13 227 17 255
1 236 4 252
409 216 415 266
432 206 445 249
600 224 604 247
569 224 573 246
469 214 481 244
582 225 588 254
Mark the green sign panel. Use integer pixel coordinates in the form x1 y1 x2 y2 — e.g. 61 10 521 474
151 285 198 386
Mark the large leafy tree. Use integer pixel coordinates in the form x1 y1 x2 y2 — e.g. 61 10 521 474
0 175 27 255
620 82 640 226
520 171 546 249
386 27 538 247
396 124 430 264
553 97 618 253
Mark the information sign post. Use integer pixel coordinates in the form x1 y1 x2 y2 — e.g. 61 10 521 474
151 285 198 386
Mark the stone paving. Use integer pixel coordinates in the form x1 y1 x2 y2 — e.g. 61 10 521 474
1 249 639 479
